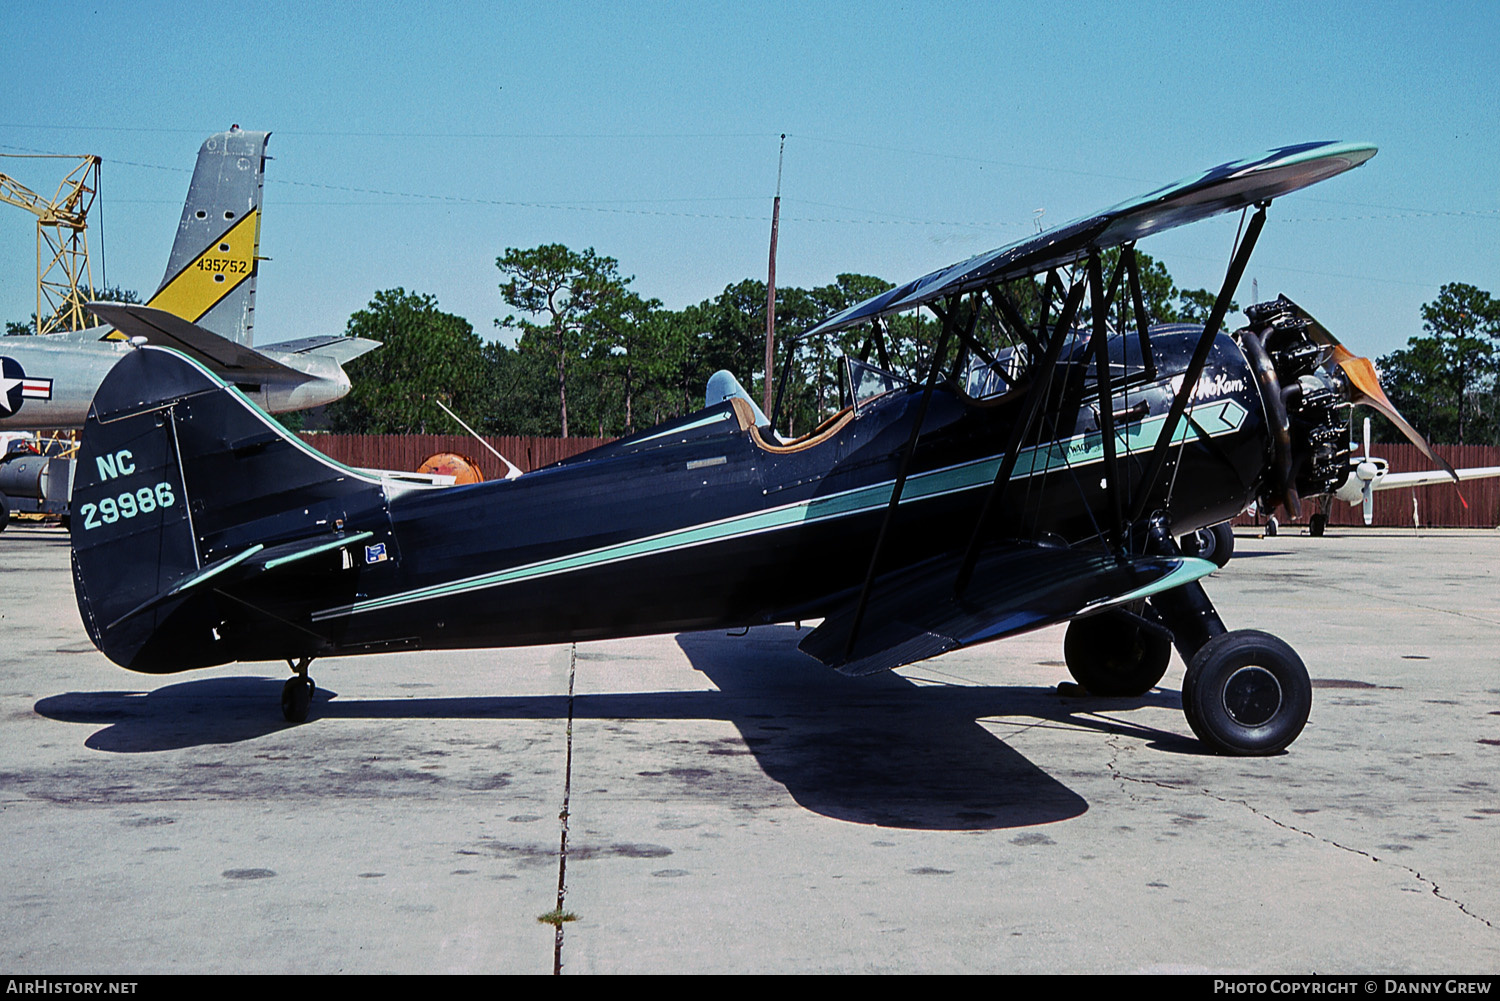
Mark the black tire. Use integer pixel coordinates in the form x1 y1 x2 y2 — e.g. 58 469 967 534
281 676 315 723
1265 517 1278 537
1182 630 1311 755
1182 522 1235 568
1063 609 1172 697
1309 513 1327 537
0 493 8 534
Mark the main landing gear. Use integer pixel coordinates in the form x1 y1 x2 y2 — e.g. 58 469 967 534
1063 522 1312 756
282 657 316 723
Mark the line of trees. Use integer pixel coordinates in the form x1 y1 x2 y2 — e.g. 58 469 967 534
323 244 1233 440
10 243 1491 448
1373 283 1500 446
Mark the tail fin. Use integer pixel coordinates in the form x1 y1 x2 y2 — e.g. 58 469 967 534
71 345 388 673
143 128 270 346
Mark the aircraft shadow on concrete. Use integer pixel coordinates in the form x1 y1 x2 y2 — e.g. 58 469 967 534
0 528 72 549
34 626 1203 831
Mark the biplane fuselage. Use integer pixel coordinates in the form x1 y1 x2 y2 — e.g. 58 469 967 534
72 327 1265 673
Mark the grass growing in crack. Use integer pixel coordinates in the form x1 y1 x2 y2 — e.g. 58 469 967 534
537 908 578 927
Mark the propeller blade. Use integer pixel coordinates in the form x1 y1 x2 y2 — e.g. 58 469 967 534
1272 296 1457 483
1363 416 1371 462
1362 481 1374 525
1328 347 1457 481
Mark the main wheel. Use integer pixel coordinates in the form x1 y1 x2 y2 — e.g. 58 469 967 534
1063 609 1172 697
1182 630 1311 755
0 493 9 533
1182 522 1235 568
1309 513 1327 537
281 675 316 723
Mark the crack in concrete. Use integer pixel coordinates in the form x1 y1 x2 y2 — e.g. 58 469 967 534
1113 771 1496 932
550 643 577 975
1322 580 1500 628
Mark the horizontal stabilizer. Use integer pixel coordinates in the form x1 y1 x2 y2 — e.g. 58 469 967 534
263 334 382 364
106 544 266 631
103 530 379 631
86 302 305 378
799 545 1216 676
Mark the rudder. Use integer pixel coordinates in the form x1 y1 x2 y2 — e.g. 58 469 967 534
71 346 387 672
144 128 269 346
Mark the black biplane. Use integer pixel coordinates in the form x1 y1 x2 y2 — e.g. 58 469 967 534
69 140 1431 755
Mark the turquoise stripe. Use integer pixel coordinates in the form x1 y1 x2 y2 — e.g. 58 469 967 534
632 410 733 444
145 346 385 486
263 531 374 571
172 544 264 596
316 401 1247 620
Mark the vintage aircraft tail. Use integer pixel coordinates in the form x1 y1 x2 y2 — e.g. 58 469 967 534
71 345 391 673
141 127 269 346
81 128 380 416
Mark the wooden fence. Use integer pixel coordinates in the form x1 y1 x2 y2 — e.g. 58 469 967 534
1232 443 1500 529
296 433 613 480
297 434 1500 528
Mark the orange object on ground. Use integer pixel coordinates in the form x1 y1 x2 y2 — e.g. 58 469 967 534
417 452 485 485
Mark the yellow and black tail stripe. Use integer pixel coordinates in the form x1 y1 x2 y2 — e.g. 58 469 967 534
145 209 260 323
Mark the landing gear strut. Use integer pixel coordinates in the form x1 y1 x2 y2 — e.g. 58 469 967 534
1145 521 1312 755
282 657 316 723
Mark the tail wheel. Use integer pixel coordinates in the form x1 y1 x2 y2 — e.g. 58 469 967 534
1063 609 1172 697
281 675 315 723
1182 630 1311 755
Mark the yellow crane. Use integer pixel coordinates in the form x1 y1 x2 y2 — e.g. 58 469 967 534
0 153 101 335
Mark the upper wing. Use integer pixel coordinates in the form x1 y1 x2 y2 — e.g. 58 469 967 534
85 302 306 378
807 141 1376 337
798 543 1216 676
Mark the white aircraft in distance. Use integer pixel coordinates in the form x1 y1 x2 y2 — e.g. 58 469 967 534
1187 416 1500 554
1316 417 1500 532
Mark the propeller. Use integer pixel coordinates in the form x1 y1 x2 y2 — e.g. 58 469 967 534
1295 309 1459 483
1354 416 1379 524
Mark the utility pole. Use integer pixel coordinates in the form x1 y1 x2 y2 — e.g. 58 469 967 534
763 134 785 417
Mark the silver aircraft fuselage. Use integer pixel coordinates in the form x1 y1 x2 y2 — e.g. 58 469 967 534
0 328 354 431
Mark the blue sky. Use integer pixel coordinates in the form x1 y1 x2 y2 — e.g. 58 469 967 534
2 0 1495 361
